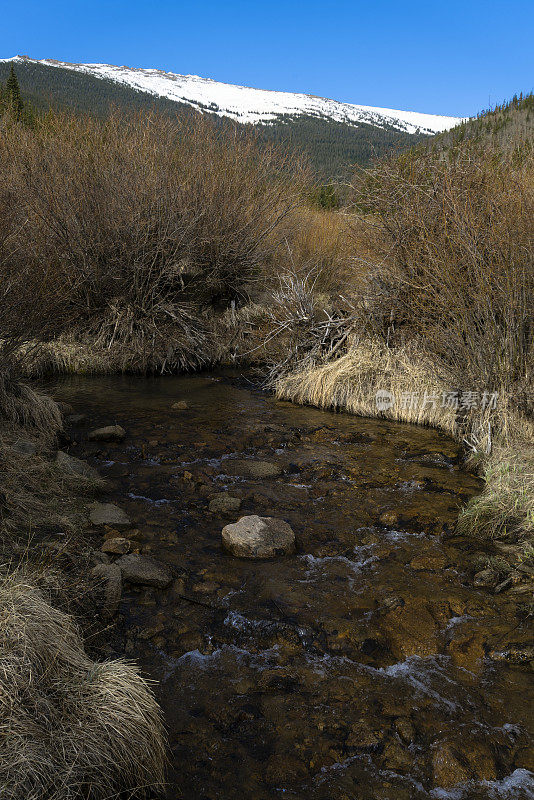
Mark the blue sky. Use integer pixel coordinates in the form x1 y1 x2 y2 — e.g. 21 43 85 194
1 0 533 117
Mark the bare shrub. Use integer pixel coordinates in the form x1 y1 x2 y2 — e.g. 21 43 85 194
274 207 361 296
0 110 310 372
351 144 534 404
0 572 166 799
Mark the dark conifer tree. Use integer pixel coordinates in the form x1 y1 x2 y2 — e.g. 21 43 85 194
4 64 24 120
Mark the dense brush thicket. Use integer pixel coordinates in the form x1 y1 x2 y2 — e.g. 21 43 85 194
0 109 310 371
354 143 533 407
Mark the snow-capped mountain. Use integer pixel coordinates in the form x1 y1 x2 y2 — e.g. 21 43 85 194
2 56 465 135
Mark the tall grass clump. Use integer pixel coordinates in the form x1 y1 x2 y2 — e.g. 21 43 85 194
0 109 310 373
0 572 166 799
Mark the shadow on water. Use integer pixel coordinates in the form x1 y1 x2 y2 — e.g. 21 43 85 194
54 372 534 800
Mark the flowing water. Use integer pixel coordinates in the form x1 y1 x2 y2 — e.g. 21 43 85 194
54 373 534 800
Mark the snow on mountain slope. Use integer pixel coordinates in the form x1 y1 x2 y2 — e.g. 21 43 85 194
3 56 465 134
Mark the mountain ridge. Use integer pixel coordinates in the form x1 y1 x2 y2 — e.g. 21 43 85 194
1 55 465 135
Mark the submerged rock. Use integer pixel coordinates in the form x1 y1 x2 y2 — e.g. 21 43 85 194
447 629 485 673
89 502 131 527
410 553 447 571
66 413 87 425
88 425 126 442
380 596 438 659
379 510 399 527
473 568 496 588
56 450 99 480
209 494 241 514
222 515 296 559
432 739 496 787
91 562 122 618
224 460 283 479
115 553 173 588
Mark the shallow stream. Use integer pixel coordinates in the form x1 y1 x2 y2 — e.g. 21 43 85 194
55 373 534 799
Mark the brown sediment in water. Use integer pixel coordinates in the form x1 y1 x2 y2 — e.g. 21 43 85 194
56 372 534 800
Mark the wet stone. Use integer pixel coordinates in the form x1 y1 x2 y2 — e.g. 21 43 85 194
88 425 126 442
12 439 37 456
208 493 241 514
115 553 173 588
89 502 131 528
222 515 296 559
66 413 87 424
56 450 100 480
91 562 122 619
473 568 497 588
101 536 131 555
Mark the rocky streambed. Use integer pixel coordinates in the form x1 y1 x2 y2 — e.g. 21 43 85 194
54 372 534 800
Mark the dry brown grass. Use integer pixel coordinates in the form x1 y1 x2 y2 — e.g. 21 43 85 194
276 337 455 429
0 571 166 799
0 420 165 798
274 208 360 295
0 358 62 434
0 429 105 548
457 412 534 541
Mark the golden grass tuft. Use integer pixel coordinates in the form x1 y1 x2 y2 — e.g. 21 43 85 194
275 338 456 433
457 415 534 541
0 572 166 799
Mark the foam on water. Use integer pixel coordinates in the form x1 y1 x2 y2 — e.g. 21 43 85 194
430 769 534 799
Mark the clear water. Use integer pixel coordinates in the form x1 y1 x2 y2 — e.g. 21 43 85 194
54 373 534 800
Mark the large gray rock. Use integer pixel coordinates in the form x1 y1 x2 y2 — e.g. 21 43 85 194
89 502 131 527
88 425 126 442
225 460 282 479
56 450 99 480
222 515 296 559
91 562 122 618
115 553 173 588
209 494 242 514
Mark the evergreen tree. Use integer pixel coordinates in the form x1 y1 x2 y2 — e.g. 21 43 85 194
4 65 24 120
